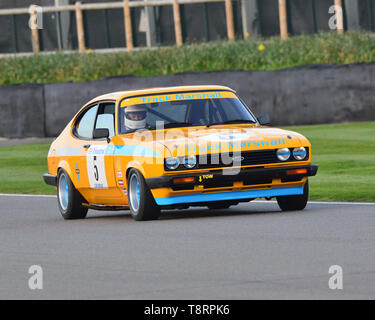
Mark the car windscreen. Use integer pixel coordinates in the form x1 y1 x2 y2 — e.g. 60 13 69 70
119 91 257 133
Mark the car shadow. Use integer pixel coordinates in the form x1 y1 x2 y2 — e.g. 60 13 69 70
159 207 282 220
84 204 284 221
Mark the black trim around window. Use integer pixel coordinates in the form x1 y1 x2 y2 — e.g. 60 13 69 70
73 100 116 141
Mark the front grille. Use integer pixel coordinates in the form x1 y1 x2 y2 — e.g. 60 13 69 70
197 148 309 170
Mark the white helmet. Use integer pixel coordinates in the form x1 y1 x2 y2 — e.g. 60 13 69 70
125 105 147 130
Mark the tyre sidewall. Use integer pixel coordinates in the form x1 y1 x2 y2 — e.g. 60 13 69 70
57 169 74 219
127 169 159 221
277 180 309 211
128 169 146 219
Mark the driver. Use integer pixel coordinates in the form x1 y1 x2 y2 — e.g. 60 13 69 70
124 105 147 130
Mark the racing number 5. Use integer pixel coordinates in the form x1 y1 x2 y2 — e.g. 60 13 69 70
93 156 99 181
86 146 108 189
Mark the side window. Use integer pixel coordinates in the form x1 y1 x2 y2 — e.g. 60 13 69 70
75 104 99 139
95 103 115 138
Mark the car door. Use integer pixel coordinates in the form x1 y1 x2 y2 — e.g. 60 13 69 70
88 102 123 204
73 102 123 205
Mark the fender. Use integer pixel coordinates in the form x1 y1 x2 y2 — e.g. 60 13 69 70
125 160 146 180
57 159 76 187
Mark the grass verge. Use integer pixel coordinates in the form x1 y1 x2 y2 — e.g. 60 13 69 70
1 31 375 85
0 122 374 201
0 143 54 195
286 122 375 202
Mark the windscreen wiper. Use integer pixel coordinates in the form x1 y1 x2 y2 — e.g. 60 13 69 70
148 122 192 129
207 119 256 127
164 122 192 128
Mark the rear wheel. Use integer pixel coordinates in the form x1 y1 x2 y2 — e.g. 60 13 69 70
127 169 160 221
57 169 88 219
277 181 309 211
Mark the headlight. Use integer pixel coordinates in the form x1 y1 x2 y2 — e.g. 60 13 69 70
165 157 180 170
183 155 197 169
276 148 290 161
293 147 307 160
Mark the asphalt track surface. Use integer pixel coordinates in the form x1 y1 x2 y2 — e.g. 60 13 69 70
0 194 374 300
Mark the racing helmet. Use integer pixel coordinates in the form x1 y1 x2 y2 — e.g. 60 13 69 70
124 105 147 130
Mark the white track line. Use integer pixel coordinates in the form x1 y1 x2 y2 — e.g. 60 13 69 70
0 193 374 205
255 200 375 205
0 193 56 198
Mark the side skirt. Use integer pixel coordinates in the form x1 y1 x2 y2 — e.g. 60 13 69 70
82 203 129 211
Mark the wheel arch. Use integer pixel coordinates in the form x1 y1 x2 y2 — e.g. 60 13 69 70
125 161 146 180
57 160 77 188
57 160 88 203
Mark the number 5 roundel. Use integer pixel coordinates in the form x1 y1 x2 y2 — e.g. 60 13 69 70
86 146 108 189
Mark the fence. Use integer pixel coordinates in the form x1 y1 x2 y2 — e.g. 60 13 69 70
0 0 355 54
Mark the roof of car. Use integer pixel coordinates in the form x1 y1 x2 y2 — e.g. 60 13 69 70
86 85 235 105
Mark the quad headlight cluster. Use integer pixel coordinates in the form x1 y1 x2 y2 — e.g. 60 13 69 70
165 147 307 170
276 147 307 161
165 155 197 170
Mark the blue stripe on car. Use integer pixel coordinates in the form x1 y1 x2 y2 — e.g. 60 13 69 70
154 186 304 206
113 145 162 157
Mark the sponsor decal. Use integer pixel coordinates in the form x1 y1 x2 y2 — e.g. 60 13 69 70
140 91 222 104
198 174 214 183
75 162 80 181
118 180 124 185
117 171 123 178
186 139 286 152
86 146 108 189
202 132 254 142
121 91 236 108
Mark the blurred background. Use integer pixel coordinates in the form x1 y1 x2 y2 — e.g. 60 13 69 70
1 0 374 53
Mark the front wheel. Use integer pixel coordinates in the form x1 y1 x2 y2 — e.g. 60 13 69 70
127 169 160 221
277 181 309 211
57 169 88 219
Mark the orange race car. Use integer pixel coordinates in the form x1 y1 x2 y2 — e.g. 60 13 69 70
43 85 318 221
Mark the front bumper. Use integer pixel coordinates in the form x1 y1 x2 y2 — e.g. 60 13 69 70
43 173 57 187
146 164 318 206
146 164 318 189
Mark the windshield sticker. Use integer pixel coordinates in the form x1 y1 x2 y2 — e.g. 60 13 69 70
120 91 236 108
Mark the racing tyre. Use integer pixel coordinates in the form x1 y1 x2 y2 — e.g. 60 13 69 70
127 169 160 221
277 180 309 211
57 169 88 220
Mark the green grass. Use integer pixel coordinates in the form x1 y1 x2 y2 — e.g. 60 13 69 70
0 143 54 195
1 31 375 85
0 122 374 201
286 122 375 202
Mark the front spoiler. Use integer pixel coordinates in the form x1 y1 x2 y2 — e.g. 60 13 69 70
145 164 318 189
146 164 317 207
154 186 305 206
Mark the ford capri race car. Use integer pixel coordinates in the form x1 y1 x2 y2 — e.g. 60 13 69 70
43 85 318 221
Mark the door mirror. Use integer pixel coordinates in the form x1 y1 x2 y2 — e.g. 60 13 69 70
93 128 110 143
257 114 271 126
